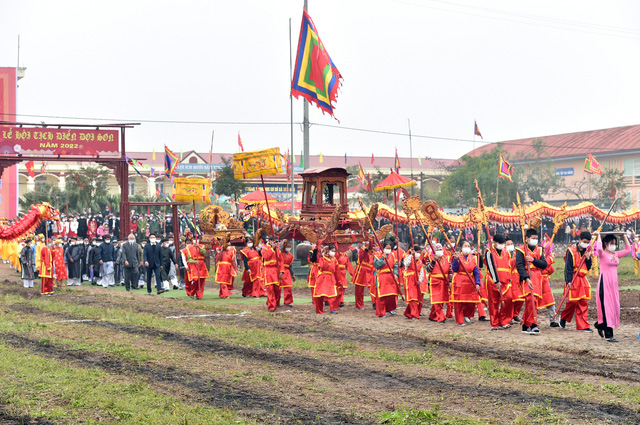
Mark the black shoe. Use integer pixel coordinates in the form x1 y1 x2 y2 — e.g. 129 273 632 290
339 302 345 308
581 328 594 333
559 319 566 329
596 327 604 338
521 325 532 334
284 303 292 307
607 338 619 343
530 326 540 334
428 317 437 322
512 316 521 323
479 316 489 322
550 321 560 328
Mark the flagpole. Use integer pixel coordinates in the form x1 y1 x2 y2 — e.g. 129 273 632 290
495 173 499 208
289 18 295 215
408 118 414 196
302 0 310 171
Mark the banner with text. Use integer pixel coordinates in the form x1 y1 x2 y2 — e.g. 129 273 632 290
0 127 119 157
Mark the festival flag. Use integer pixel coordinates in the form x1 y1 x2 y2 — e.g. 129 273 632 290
291 9 343 120
474 121 483 139
357 162 366 185
152 148 156 160
319 153 323 163
371 153 375 165
366 173 373 192
418 156 422 166
40 161 47 173
610 176 617 198
584 154 603 175
25 161 35 178
155 187 161 197
344 153 347 164
179 148 183 161
498 154 513 182
394 148 400 173
238 133 244 152
164 145 179 179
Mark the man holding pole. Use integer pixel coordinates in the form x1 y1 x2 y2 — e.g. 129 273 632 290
515 229 547 335
484 234 513 330
560 231 593 332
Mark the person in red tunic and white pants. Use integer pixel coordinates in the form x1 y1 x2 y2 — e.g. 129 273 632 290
278 240 295 307
403 245 424 320
309 242 339 314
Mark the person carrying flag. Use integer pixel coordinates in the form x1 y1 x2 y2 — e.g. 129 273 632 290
484 234 513 330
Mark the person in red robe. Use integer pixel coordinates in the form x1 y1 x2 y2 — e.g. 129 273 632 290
540 253 560 327
426 243 452 323
561 231 593 332
451 241 481 325
403 245 424 320
352 240 374 311
240 239 261 297
336 250 355 309
261 240 281 312
506 237 524 324
484 234 513 330
373 241 400 318
279 240 295 307
309 241 339 314
52 240 67 288
181 235 209 300
307 246 319 308
40 241 54 295
215 244 237 298
515 229 547 335
87 218 98 240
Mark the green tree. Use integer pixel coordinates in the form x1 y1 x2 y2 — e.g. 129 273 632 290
19 184 67 211
65 164 111 212
214 156 245 202
357 167 387 204
593 168 628 209
512 138 561 202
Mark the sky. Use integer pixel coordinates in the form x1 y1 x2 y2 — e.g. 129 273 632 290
1 0 639 161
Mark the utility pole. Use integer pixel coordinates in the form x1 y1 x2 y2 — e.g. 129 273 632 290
302 0 310 171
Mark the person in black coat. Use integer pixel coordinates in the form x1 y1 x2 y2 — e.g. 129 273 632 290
77 214 88 239
143 233 164 295
97 235 116 287
87 238 101 284
64 237 83 286
121 233 140 291
160 238 176 290
109 214 120 240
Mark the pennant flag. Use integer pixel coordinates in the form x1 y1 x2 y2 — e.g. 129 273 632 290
164 145 179 179
474 121 483 139
299 150 304 168
498 154 513 182
25 161 35 178
357 162 366 185
394 148 400 173
344 153 347 164
152 148 156 160
291 9 343 120
238 133 244 152
285 149 292 181
319 153 323 163
371 153 375 165
150 167 155 176
584 153 603 175
418 156 422 166
179 149 183 161
610 176 617 199
40 161 47 174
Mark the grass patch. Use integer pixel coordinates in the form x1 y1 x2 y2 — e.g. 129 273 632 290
0 341 252 424
378 405 487 424
514 403 567 424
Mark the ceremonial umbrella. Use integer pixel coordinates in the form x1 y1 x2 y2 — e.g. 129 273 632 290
240 190 277 204
374 171 415 248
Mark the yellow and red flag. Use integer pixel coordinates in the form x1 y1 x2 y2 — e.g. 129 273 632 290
25 161 35 178
584 154 602 175
357 162 366 185
498 154 513 182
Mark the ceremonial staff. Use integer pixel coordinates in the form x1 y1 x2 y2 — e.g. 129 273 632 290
553 196 620 320
516 192 538 324
547 202 568 246
358 198 404 301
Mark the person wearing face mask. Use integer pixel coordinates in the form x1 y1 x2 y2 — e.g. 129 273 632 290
335 249 355 309
352 240 375 311
425 243 452 323
19 238 35 289
484 234 514 330
87 238 101 284
180 234 209 300
451 241 482 326
516 229 547 335
52 239 68 288
240 238 263 298
40 240 54 295
307 245 319 303
402 245 424 320
278 240 295 307
632 234 640 276
593 231 630 342
64 237 83 286
121 234 140 292
160 238 177 291
373 242 400 318
143 233 165 295
539 250 560 328
215 242 237 299
560 231 594 332
97 236 116 288
261 239 281 311
505 237 525 324
309 241 339 314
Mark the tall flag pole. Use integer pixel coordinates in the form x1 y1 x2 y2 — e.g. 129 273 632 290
496 154 514 208
164 145 179 180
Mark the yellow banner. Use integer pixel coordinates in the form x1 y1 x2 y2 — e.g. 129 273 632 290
233 148 282 180
171 178 211 203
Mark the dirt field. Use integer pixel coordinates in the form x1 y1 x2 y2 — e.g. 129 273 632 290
1 263 640 424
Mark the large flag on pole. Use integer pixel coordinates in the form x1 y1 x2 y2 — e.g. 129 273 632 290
25 161 35 178
394 148 400 173
164 145 179 179
584 153 603 175
291 9 343 120
357 162 366 185
498 154 513 182
474 121 483 139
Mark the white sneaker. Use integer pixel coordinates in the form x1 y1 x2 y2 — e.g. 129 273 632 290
464 317 471 323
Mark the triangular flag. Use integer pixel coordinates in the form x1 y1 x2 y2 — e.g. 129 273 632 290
238 133 244 152
319 153 323 163
299 151 304 168
371 153 375 165
179 149 183 161
152 148 156 160
344 153 347 164
418 156 422 166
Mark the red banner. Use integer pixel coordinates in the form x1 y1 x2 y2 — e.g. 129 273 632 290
0 126 119 157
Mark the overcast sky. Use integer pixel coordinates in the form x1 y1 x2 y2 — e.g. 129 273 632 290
1 0 639 161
